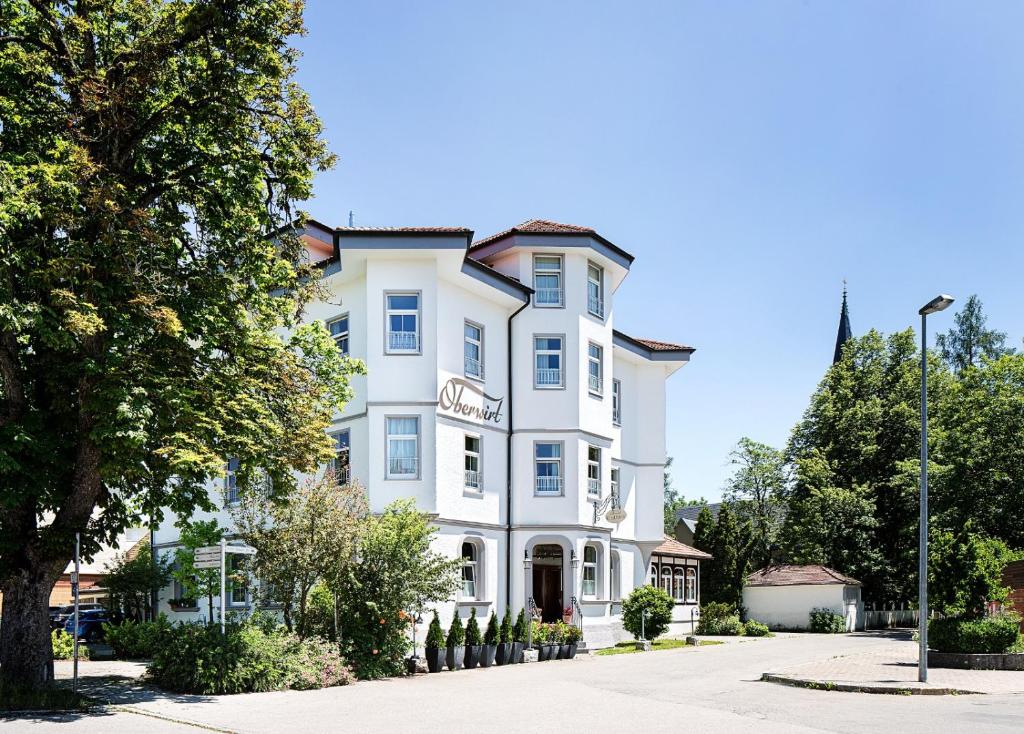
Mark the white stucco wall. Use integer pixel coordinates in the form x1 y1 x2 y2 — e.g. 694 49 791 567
743 584 863 631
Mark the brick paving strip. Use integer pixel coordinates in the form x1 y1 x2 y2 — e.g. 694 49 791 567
763 645 1024 695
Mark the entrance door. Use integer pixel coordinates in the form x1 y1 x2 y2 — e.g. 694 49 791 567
533 566 562 622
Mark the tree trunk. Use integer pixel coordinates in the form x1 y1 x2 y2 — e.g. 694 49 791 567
0 568 59 689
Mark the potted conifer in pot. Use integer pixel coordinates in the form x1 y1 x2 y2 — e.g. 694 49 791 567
512 609 527 663
464 608 483 669
446 613 465 671
564 622 582 659
496 608 513 665
481 611 499 668
425 611 446 673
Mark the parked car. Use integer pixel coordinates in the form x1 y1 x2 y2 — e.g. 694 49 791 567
64 608 122 642
51 603 105 631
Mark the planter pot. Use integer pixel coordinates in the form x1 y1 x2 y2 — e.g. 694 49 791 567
464 645 482 670
558 644 571 659
480 644 497 668
495 642 512 666
425 647 445 673
562 614 573 624
511 641 524 664
538 644 555 661
446 645 465 671
566 642 578 659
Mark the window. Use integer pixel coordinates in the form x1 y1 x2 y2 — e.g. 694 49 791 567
612 379 622 425
228 555 247 606
686 567 697 603
385 292 420 353
172 564 195 606
225 458 240 505
587 445 601 497
329 429 350 484
533 255 563 307
673 568 685 601
610 552 621 601
534 442 562 495
610 467 619 502
464 321 484 379
464 434 481 490
649 563 658 587
661 567 672 596
327 314 349 355
461 542 478 600
582 545 598 598
588 343 603 395
534 336 563 388
386 417 419 478
587 262 604 318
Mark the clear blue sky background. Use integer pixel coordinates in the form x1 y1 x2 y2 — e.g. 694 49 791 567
295 1 1023 501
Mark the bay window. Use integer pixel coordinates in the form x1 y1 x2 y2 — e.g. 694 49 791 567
386 416 419 478
533 255 563 307
385 292 420 353
535 442 563 495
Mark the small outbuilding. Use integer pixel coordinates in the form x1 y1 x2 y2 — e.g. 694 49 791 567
742 564 864 632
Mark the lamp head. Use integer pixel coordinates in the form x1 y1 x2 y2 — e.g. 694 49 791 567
919 295 955 316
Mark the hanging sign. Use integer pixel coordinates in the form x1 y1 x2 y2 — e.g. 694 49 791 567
605 508 627 524
438 377 504 425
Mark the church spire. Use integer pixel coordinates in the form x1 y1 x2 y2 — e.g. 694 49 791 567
833 282 852 364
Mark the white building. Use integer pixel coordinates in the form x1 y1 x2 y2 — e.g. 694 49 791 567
742 565 865 632
153 218 696 648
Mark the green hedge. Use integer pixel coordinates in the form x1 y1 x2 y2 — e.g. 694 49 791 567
103 616 172 659
52 629 89 660
697 602 743 635
148 617 353 694
809 608 845 633
743 619 770 637
928 614 1022 654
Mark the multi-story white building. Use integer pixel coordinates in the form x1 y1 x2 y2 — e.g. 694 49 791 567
153 218 698 647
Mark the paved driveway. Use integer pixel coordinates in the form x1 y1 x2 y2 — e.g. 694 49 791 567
6 632 1024 733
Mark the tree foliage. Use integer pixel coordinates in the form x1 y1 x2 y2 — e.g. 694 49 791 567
0 0 361 688
723 438 788 569
693 503 748 609
929 524 1020 619
621 584 674 641
104 540 171 622
936 294 1013 373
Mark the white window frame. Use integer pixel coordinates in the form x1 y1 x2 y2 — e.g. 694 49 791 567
224 458 240 505
582 544 598 598
610 466 619 502
587 261 604 318
534 335 564 389
534 441 563 496
464 320 484 380
587 342 603 396
673 567 685 602
685 567 698 603
327 313 350 356
329 429 350 485
649 563 658 587
587 445 601 498
464 433 482 492
384 291 421 354
661 566 673 596
227 555 248 607
461 541 480 600
533 254 564 307
385 416 419 479
612 379 622 425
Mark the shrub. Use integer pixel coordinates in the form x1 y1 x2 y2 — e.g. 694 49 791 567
809 608 846 633
425 611 445 649
512 609 527 643
446 613 465 647
563 624 583 644
928 614 1022 654
147 619 353 694
697 602 743 635
484 612 499 645
465 609 482 646
103 615 172 659
549 622 566 644
499 607 512 644
743 620 770 637
52 629 89 660
622 585 674 640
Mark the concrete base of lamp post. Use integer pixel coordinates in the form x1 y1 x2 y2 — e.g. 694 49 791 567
686 636 699 646
521 649 539 663
635 640 652 652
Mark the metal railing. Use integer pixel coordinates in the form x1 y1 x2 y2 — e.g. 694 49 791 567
464 356 483 378
534 288 563 307
464 469 480 489
388 456 418 477
536 368 562 387
388 330 418 351
588 295 604 318
588 373 601 393
587 478 600 497
535 475 562 494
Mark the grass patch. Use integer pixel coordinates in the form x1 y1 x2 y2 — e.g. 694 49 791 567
595 639 724 656
0 684 93 712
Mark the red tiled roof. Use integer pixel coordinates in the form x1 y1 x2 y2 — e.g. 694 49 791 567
653 535 712 560
633 337 694 352
471 219 596 249
746 565 861 587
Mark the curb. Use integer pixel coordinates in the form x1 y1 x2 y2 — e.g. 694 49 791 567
760 673 980 696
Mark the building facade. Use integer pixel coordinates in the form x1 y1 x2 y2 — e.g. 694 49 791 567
153 218 695 648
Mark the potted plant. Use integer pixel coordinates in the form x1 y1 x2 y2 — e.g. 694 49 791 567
481 611 499 668
512 608 527 663
532 620 552 661
564 622 582 659
464 608 483 669
425 611 446 673
562 605 574 624
495 608 513 665
551 622 568 659
446 612 465 671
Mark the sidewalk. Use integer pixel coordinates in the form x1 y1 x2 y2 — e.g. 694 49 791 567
763 641 1024 695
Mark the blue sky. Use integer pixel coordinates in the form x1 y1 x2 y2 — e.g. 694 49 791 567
295 1 1024 501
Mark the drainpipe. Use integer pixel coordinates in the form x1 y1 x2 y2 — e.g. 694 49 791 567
506 294 531 612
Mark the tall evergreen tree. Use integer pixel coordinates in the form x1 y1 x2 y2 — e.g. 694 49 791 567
936 295 1014 373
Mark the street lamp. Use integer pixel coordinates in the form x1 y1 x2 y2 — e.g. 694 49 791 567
917 293 954 684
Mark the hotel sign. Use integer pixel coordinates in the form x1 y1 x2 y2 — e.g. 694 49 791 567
438 377 504 425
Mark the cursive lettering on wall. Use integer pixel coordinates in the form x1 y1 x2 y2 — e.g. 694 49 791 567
438 377 504 424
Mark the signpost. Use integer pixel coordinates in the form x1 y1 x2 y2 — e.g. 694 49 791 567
192 542 256 633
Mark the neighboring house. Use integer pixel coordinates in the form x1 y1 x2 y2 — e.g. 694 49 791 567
648 535 711 635
743 564 865 632
673 502 721 546
153 218 694 648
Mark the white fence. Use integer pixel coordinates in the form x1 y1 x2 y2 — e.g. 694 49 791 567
865 609 930 629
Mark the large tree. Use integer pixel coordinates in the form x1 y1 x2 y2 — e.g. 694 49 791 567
0 0 360 689
935 294 1014 373
723 437 788 569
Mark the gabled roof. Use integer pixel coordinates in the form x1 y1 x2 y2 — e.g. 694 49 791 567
653 535 712 560
746 564 861 587
612 329 695 361
468 218 635 265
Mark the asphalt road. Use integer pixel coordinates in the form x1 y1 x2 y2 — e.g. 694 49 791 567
5 632 1023 733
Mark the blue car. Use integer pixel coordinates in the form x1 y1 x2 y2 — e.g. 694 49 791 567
64 608 121 642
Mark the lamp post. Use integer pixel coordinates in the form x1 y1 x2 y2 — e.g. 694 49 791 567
917 293 954 684
523 550 532 650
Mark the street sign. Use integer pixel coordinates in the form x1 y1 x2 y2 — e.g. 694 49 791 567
195 545 222 555
194 557 222 569
226 545 256 555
